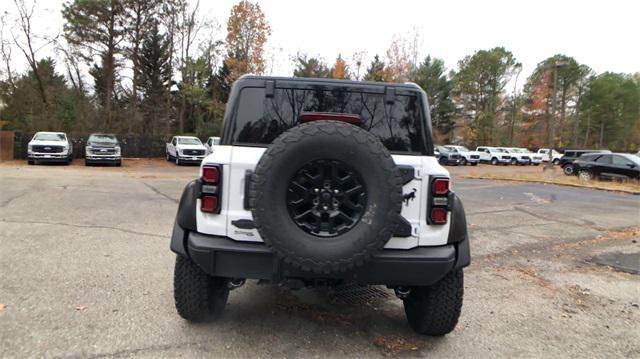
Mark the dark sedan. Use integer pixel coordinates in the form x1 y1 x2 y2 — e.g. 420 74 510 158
573 153 640 180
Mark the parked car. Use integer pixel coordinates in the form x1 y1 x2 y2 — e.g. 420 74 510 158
560 149 611 175
573 153 640 180
500 147 532 165
85 133 121 166
170 76 469 336
502 147 543 165
166 136 207 165
475 146 512 165
204 136 220 154
537 148 563 164
445 145 480 165
27 131 73 165
435 145 461 165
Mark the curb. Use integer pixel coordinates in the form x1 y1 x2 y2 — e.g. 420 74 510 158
461 176 640 195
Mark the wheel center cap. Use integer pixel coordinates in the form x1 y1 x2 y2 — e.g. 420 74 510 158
320 192 332 203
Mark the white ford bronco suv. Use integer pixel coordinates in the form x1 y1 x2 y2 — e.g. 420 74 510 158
170 76 470 336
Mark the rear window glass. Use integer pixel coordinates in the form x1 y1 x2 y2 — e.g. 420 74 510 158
228 87 427 154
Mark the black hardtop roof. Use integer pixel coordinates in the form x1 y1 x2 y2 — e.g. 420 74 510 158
235 75 423 91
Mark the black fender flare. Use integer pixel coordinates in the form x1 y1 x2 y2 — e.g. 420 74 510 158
448 193 470 269
170 180 200 256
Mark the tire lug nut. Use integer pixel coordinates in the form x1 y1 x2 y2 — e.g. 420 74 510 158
314 188 319 193
333 189 339 194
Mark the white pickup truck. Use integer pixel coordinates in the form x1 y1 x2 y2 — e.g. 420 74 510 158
27 131 74 165
537 149 562 164
166 136 207 165
204 136 220 154
445 145 481 165
475 146 512 165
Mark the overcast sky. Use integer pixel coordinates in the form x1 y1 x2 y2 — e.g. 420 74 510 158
4 0 639 91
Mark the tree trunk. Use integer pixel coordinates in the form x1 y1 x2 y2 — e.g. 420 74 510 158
599 122 604 148
583 113 591 147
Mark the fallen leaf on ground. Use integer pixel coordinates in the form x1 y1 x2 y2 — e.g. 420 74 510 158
0 303 6 312
75 306 87 311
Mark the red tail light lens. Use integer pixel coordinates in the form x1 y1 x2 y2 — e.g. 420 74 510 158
430 207 447 224
201 195 218 213
202 166 219 183
432 178 449 195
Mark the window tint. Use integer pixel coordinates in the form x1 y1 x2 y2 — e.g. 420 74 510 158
595 155 611 164
229 87 426 153
612 155 632 166
564 151 575 157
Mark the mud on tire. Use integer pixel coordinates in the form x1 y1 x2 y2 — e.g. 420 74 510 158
174 255 229 322
403 269 464 336
249 120 403 274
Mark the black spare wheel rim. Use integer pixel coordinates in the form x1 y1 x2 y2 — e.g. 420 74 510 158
287 159 367 237
249 120 403 274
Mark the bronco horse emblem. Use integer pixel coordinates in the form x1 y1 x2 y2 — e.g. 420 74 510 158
403 188 417 206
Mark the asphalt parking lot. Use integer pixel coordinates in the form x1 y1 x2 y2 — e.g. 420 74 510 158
1 160 639 358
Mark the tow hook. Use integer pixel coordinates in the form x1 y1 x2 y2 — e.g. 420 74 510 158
228 278 245 289
394 286 411 299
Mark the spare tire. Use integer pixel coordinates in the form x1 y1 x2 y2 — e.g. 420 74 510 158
249 120 403 274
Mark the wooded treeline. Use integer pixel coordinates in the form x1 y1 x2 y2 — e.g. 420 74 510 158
1 0 638 151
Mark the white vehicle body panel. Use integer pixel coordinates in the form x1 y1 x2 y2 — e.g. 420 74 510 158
196 146 451 249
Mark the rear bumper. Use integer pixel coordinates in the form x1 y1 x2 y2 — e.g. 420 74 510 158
171 224 470 286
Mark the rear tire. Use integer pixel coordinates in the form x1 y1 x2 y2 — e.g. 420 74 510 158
174 255 229 322
491 157 498 165
175 156 180 166
460 158 467 166
166 152 171 161
553 159 560 165
28 160 34 165
578 169 593 181
511 158 518 165
404 269 464 336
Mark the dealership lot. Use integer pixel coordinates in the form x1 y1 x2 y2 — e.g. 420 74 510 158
0 161 638 358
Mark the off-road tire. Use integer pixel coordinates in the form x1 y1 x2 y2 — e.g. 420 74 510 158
250 120 403 274
174 255 229 322
404 269 464 336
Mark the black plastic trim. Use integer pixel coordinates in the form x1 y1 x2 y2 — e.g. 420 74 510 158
231 219 255 230
185 231 457 286
393 215 412 237
447 193 468 244
397 165 415 185
244 170 253 210
176 180 199 232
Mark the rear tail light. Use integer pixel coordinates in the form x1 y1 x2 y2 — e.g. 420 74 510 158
429 177 450 225
201 196 219 213
432 178 449 196
200 165 221 213
202 166 219 183
430 208 448 224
